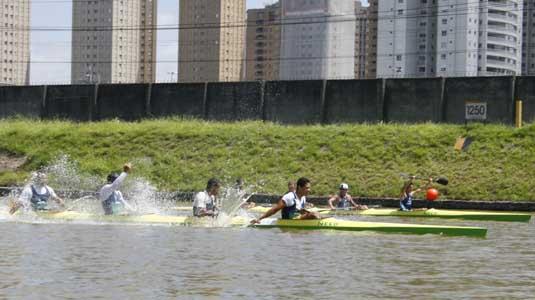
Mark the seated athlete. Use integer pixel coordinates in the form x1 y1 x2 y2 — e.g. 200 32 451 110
99 163 135 215
251 177 320 224
400 177 433 211
328 183 368 210
193 178 221 217
9 172 65 214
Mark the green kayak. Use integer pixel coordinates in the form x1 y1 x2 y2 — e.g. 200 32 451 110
247 206 531 222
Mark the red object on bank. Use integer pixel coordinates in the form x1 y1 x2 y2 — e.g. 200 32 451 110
426 188 439 201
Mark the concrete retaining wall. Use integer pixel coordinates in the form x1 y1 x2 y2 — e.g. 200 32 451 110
444 76 514 124
324 79 382 123
264 80 324 124
206 82 263 121
96 84 148 121
0 86 44 119
384 78 443 123
150 83 205 118
0 77 529 124
514 76 535 123
44 85 94 121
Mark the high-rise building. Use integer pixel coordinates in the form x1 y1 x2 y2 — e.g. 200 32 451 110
245 2 281 81
523 0 535 75
377 0 438 78
364 0 378 79
355 1 367 79
178 0 246 83
71 0 157 84
280 0 356 80
0 0 30 85
378 0 522 78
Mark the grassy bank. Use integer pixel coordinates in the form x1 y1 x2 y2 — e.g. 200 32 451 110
0 119 534 201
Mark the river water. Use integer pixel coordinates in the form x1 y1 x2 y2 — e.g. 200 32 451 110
0 211 534 300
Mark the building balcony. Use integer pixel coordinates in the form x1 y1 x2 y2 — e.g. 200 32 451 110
487 36 518 48
487 48 518 60
487 1 519 13
488 13 519 26
486 57 518 72
487 24 518 35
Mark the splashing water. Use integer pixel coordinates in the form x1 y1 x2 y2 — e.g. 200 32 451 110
122 177 161 214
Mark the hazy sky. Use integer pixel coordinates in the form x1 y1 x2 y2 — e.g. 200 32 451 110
30 0 366 84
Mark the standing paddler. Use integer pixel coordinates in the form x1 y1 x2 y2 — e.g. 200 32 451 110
250 177 320 224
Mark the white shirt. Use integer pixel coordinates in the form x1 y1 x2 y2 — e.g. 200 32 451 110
281 192 306 210
18 185 58 205
193 191 215 209
98 172 132 210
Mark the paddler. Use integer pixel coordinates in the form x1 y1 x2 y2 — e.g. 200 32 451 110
251 177 320 224
399 177 432 211
193 178 221 217
328 183 368 210
99 163 135 215
9 172 65 214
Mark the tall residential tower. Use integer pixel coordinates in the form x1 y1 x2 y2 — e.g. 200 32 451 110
378 0 523 78
280 0 356 80
0 0 30 85
71 0 157 84
178 0 246 83
245 2 281 81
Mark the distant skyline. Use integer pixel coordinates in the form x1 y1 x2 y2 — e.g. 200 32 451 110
29 0 367 84
29 0 275 84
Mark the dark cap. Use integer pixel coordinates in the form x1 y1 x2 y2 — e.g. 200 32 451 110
206 178 220 190
107 173 120 183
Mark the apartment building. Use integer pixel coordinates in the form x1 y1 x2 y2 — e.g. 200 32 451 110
245 2 281 81
378 0 523 78
523 0 535 75
364 0 378 79
279 0 356 80
0 0 30 85
71 0 157 84
355 1 367 79
178 0 246 83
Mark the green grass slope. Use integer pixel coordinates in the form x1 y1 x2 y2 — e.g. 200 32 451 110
0 119 534 201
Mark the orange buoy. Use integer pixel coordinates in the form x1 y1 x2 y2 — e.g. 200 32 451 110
426 188 439 201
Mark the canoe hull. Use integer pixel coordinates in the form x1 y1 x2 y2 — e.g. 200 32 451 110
3 211 486 237
253 218 487 237
247 206 531 222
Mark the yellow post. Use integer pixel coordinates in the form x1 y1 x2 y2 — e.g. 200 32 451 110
515 100 523 128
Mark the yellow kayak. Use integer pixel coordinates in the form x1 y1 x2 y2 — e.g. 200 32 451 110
3 210 487 237
246 206 531 222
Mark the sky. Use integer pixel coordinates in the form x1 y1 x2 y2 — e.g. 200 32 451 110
30 0 366 84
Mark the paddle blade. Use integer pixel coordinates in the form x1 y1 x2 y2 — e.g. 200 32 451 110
435 177 449 186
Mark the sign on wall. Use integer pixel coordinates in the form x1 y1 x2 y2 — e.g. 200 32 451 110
465 102 487 121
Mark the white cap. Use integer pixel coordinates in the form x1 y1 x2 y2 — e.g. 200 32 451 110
339 183 349 190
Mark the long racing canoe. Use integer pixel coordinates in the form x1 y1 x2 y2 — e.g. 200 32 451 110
246 206 531 222
2 210 487 237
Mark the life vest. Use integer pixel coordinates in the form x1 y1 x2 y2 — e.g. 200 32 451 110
102 191 123 215
281 192 304 219
30 185 50 210
337 195 351 209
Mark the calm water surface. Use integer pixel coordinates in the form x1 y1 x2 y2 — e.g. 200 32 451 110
0 213 534 300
